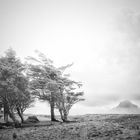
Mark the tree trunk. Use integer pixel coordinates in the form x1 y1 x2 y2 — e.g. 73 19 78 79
50 92 58 121
8 110 21 127
63 110 68 122
8 110 18 123
4 113 8 123
59 109 64 121
20 112 24 123
17 107 24 123
4 103 9 123
61 101 68 122
50 101 56 121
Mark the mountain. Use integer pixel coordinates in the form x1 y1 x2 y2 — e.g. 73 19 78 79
116 100 138 109
110 100 140 114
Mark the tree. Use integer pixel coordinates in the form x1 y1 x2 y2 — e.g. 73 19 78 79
55 78 85 122
0 48 33 124
27 51 85 122
14 76 34 123
26 51 61 121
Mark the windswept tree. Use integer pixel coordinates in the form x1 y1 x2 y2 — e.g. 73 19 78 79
27 51 85 122
26 51 62 121
14 76 34 123
55 76 85 122
0 48 33 124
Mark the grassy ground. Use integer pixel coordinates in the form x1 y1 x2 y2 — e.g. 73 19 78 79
0 114 140 140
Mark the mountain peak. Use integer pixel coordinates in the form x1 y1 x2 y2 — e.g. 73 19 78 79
117 100 138 109
110 100 140 114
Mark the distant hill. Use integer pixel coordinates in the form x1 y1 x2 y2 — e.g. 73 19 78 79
110 100 140 114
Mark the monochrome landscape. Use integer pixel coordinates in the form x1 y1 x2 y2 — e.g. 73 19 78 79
0 0 140 139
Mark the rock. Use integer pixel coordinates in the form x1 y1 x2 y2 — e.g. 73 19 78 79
14 122 22 128
0 125 7 129
0 122 15 129
26 116 39 123
13 132 17 139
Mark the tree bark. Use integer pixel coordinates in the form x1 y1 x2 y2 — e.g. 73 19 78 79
8 110 21 127
50 100 56 121
63 110 68 122
50 92 58 121
8 110 18 123
4 103 9 123
59 109 64 121
17 107 24 123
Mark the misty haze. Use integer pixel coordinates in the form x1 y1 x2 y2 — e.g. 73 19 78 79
0 0 140 139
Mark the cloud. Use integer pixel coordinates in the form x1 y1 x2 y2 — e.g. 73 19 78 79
78 9 140 107
82 94 120 107
117 9 140 42
130 93 140 101
1 0 140 113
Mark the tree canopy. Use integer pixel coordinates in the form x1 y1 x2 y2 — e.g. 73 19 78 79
0 48 34 123
0 48 85 123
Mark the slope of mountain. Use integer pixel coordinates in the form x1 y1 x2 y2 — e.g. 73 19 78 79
110 100 140 114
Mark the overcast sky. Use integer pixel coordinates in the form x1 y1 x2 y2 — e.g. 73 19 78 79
1 0 140 115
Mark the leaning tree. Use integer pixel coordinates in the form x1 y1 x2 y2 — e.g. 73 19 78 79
55 74 85 122
26 51 85 122
0 48 33 124
26 51 62 121
14 75 34 123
